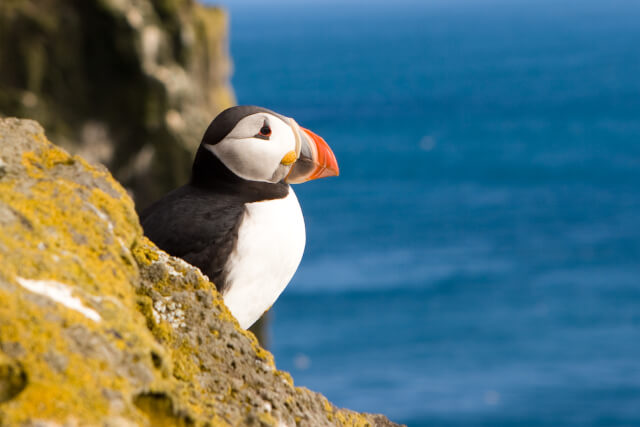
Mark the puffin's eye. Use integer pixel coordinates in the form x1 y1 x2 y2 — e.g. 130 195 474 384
260 125 271 136
255 122 271 140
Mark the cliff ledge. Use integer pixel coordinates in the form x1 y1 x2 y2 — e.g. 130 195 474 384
0 118 399 426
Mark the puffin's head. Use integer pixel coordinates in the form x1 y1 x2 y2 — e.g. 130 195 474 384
194 105 339 185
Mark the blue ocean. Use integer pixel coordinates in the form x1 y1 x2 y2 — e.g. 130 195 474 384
217 1 640 425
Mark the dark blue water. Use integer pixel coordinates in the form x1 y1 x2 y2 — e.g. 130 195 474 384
217 1 640 425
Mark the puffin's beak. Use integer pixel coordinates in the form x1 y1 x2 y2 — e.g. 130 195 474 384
285 126 339 184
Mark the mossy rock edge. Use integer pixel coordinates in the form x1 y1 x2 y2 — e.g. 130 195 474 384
0 118 401 426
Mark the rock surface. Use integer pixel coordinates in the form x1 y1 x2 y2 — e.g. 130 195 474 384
0 118 400 426
0 0 234 209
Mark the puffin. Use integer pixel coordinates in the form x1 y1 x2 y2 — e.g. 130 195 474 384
140 106 339 329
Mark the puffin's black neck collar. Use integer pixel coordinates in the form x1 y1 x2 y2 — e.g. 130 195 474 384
190 146 289 202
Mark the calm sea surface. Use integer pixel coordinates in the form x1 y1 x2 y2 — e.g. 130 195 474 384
217 1 640 425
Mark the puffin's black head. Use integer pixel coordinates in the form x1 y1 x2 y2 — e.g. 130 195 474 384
191 106 339 186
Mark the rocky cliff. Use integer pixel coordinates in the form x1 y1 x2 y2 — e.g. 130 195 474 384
0 118 399 426
0 0 234 209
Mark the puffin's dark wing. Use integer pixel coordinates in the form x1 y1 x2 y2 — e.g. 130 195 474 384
140 185 245 292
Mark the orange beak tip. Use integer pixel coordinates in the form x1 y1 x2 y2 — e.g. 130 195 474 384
301 126 340 181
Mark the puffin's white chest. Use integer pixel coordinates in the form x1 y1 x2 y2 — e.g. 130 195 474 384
222 189 306 329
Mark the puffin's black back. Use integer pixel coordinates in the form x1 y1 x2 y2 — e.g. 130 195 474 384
141 126 289 293
140 185 246 290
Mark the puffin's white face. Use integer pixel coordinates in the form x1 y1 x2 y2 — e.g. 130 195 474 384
204 112 299 183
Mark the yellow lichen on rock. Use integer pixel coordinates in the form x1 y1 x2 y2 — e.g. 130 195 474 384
0 118 400 426
0 119 155 425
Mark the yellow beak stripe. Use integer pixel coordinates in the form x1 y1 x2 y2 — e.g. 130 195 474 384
280 150 297 166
